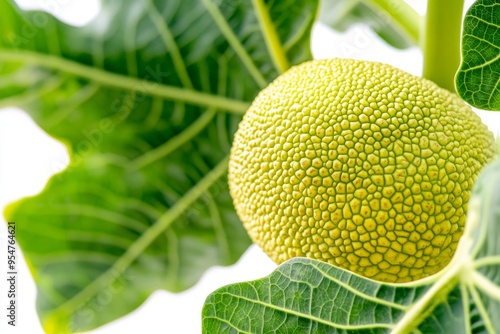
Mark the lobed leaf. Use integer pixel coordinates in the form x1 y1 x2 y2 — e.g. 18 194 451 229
456 0 500 111
0 0 319 332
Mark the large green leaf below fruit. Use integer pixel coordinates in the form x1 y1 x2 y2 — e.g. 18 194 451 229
0 0 319 332
456 0 500 111
203 158 500 333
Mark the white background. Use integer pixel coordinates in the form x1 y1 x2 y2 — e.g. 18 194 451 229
0 0 496 333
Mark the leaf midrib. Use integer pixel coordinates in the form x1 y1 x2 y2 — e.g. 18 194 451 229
201 0 268 89
46 155 231 326
0 49 250 114
210 292 396 331
308 264 410 311
251 0 290 73
145 0 193 89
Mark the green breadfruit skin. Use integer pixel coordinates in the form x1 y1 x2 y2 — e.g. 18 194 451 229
229 58 496 283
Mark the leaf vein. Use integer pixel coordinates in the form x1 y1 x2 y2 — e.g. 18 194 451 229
146 0 193 88
0 49 250 114
309 263 409 311
216 292 395 330
47 156 230 320
201 0 267 88
251 0 290 73
467 281 496 334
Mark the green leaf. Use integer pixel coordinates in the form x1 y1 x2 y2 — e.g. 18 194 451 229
456 0 500 111
202 158 500 333
318 0 421 50
0 0 319 332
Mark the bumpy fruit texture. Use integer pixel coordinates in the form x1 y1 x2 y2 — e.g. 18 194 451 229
229 58 496 283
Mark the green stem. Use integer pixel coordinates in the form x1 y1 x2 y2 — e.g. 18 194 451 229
366 0 422 45
422 0 465 92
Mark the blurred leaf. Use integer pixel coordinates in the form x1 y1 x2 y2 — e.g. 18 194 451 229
318 0 416 49
203 158 500 333
456 0 500 110
0 0 319 332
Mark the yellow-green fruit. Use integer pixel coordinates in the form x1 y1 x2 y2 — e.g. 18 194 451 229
229 58 496 283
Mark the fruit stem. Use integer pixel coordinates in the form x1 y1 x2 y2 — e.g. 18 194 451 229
422 0 465 92
365 0 422 45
